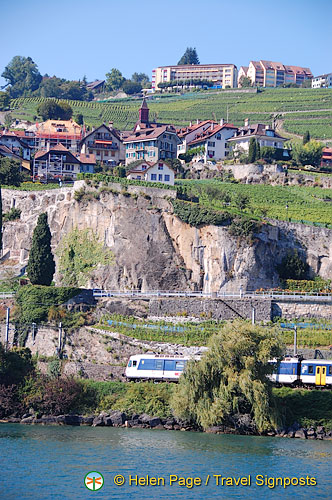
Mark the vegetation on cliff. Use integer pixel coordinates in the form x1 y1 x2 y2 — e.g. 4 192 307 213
56 228 114 287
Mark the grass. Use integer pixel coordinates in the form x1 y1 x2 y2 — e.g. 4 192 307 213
10 87 332 139
176 179 332 227
273 387 332 429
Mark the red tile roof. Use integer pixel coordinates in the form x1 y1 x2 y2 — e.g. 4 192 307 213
188 123 237 146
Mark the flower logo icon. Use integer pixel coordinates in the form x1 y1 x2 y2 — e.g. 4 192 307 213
84 471 104 491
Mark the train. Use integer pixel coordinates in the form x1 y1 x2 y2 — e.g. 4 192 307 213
125 354 332 387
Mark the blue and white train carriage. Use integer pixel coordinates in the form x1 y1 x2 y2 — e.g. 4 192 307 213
300 359 332 387
125 354 196 381
269 357 301 385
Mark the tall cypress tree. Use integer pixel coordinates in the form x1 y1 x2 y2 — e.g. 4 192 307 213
248 138 257 163
303 130 310 145
27 212 55 286
0 186 2 255
256 140 261 160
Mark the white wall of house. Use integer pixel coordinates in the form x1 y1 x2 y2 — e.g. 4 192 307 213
145 161 175 185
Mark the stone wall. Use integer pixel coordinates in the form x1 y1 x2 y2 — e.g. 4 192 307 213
149 297 272 321
272 299 332 320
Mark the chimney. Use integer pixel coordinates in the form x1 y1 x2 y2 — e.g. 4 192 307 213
109 121 113 129
244 118 250 127
210 123 214 130
196 119 200 124
220 118 224 126
189 121 192 127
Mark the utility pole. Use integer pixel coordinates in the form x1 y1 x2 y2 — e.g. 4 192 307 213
293 326 297 357
58 321 62 358
5 307 10 351
251 306 256 325
32 322 36 345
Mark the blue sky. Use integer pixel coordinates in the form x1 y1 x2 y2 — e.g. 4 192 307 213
1 0 331 86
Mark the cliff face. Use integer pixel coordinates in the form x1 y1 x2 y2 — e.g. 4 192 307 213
1 182 332 291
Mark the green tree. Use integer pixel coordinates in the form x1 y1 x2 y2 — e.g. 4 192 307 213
131 72 150 85
57 101 73 120
0 186 2 253
178 47 200 65
256 140 261 159
171 321 284 432
239 76 252 88
292 140 323 167
0 91 10 111
234 192 250 212
4 113 12 129
122 80 142 95
248 137 257 163
0 158 24 186
2 56 42 98
39 77 65 98
56 228 114 286
105 68 125 91
277 250 308 280
37 100 73 121
26 213 55 286
75 113 84 125
303 130 310 145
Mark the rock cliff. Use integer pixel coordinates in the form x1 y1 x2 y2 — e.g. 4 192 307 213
1 182 332 291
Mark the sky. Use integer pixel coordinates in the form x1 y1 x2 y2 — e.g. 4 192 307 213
1 0 332 87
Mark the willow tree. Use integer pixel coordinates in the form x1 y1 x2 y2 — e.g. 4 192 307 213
171 321 284 433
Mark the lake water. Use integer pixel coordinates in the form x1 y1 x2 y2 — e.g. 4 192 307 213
1 424 331 499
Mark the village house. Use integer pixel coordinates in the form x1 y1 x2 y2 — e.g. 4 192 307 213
123 99 181 166
34 119 82 152
227 120 289 158
33 143 95 181
0 130 32 161
80 123 124 165
126 159 175 185
86 80 106 94
321 147 332 168
177 120 219 157
186 121 238 162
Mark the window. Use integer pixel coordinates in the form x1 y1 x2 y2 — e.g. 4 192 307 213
216 134 221 140
133 360 137 367
158 174 163 181
128 360 132 367
308 365 314 374
175 360 185 371
158 164 164 170
208 141 215 147
164 175 170 182
329 366 332 375
155 360 163 370
151 174 157 180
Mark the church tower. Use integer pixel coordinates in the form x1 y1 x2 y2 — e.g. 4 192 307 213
139 98 149 124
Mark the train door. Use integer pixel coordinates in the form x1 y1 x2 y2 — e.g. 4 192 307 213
315 366 327 386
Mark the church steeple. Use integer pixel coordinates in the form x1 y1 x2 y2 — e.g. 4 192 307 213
139 97 149 124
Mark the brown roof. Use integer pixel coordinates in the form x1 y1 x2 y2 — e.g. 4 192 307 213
124 125 178 143
228 123 286 141
177 120 217 138
34 144 79 162
78 153 96 164
188 123 237 146
81 124 120 143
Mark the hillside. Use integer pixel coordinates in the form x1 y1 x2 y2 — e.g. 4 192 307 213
10 87 332 141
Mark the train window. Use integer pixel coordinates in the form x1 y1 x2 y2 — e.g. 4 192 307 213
155 360 163 370
329 366 332 375
133 361 137 367
308 365 314 374
128 361 132 367
175 361 185 371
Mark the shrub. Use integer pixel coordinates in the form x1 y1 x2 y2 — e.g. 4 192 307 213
171 199 232 227
3 207 21 221
277 250 309 280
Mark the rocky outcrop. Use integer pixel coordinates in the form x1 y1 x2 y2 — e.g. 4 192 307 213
1 182 332 292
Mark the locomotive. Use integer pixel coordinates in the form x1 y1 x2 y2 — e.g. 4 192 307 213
125 354 332 387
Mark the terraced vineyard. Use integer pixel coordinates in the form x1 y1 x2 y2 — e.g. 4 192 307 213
177 179 332 227
10 87 332 139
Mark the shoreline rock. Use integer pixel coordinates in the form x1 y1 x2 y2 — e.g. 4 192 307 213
1 413 331 440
